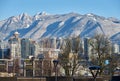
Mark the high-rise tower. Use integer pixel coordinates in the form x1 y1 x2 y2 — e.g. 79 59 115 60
8 31 21 59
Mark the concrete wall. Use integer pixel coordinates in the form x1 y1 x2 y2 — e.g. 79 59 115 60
17 78 46 81
0 77 17 81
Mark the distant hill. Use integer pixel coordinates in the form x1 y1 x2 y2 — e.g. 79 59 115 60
0 12 120 43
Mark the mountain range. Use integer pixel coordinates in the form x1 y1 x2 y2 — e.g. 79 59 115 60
0 12 120 44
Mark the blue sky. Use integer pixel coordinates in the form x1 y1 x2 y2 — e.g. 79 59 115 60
0 0 120 20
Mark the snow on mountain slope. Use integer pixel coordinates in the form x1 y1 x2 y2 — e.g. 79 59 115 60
0 13 32 33
0 12 120 43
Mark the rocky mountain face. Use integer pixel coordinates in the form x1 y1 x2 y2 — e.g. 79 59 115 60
0 12 120 43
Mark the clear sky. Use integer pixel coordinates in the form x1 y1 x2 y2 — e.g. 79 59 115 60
0 0 120 20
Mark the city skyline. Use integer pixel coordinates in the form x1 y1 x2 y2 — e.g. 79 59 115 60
0 0 120 20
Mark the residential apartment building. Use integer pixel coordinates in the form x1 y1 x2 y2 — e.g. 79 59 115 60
83 37 92 61
112 43 120 54
8 31 21 59
0 41 10 59
21 38 33 58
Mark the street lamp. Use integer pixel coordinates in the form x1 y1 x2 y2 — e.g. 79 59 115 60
89 66 100 81
53 60 59 81
38 54 44 78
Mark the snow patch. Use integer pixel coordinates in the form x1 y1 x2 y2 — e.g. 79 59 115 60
24 24 30 28
59 21 64 27
72 16 81 23
87 13 93 16
93 18 96 21
38 11 48 15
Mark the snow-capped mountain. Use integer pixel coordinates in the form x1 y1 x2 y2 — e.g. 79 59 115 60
0 12 120 43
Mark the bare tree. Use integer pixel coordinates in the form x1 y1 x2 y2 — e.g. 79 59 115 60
108 53 120 77
58 37 83 76
89 34 111 75
58 38 71 76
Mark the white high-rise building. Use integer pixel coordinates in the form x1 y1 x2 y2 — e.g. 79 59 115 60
56 37 63 49
84 37 92 61
119 45 120 54
50 37 57 48
112 43 119 54
8 31 21 59
33 41 40 58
